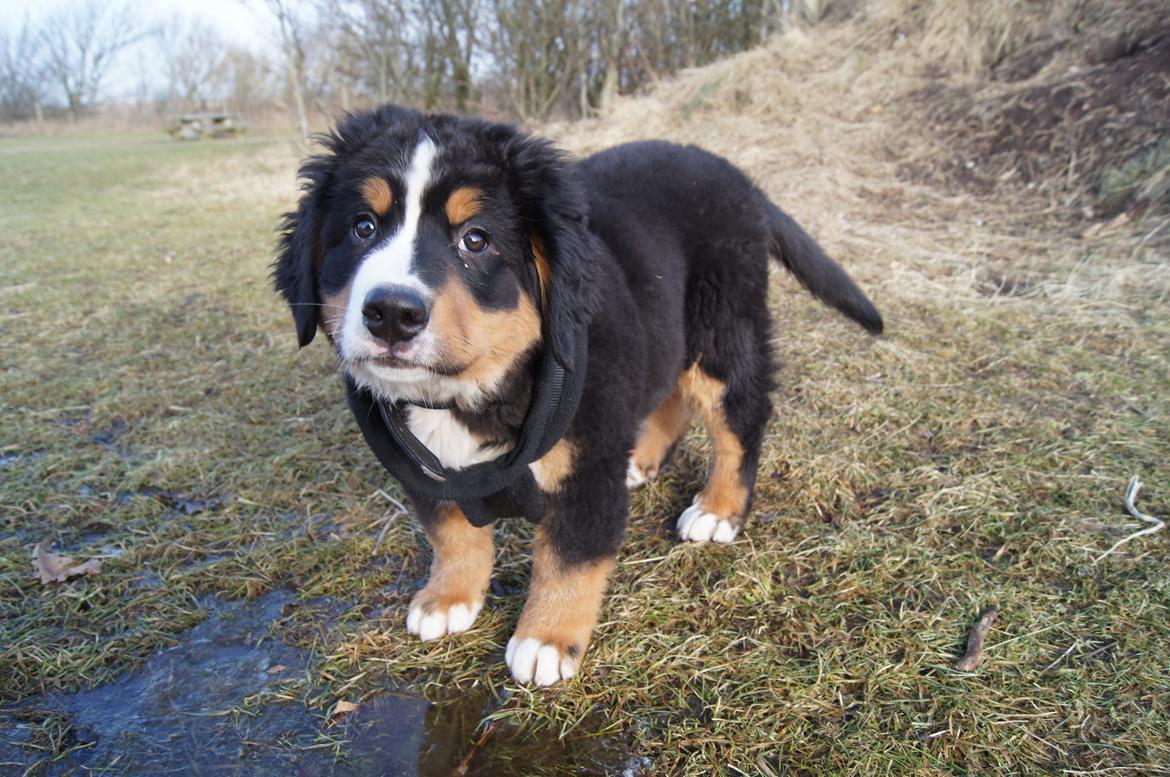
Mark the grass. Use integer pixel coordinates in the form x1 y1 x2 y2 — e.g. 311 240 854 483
3 15 1170 775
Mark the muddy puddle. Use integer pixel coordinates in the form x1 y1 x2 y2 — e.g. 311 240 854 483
0 590 642 775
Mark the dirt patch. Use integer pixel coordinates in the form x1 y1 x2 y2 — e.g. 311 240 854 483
906 31 1170 218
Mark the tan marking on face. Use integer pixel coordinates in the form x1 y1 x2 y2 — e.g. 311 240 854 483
321 281 353 343
410 501 494 616
445 186 484 225
513 525 614 660
631 387 693 479
361 177 393 216
530 236 552 307
678 364 749 520
428 275 542 389
531 439 576 492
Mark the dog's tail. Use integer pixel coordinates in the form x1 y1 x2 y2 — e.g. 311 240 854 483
765 200 883 335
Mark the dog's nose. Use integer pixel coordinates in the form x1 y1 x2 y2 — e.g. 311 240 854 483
361 286 429 345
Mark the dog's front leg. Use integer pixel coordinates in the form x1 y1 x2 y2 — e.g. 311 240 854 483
507 447 627 686
406 500 494 641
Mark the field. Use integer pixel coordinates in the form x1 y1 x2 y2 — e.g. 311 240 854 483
3 10 1169 776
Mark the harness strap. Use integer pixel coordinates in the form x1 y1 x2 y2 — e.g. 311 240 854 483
344 324 588 526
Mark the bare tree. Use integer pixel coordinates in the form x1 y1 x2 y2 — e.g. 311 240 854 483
40 1 149 121
620 0 780 100
317 0 416 107
7 0 796 127
220 48 279 114
136 0 795 126
423 0 481 113
160 17 229 111
594 0 625 116
303 0 787 123
0 17 47 122
257 0 312 140
490 0 586 120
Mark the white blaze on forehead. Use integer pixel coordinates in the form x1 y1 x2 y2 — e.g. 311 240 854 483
340 135 439 360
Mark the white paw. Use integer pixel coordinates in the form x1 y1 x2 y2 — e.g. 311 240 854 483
505 636 578 686
677 503 740 544
406 600 482 641
625 460 649 489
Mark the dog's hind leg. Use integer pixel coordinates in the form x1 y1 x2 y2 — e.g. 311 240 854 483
626 387 693 488
675 356 772 544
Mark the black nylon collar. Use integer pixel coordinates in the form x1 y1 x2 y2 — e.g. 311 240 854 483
345 325 588 527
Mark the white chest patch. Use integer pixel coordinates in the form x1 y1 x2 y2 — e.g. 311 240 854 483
405 407 509 470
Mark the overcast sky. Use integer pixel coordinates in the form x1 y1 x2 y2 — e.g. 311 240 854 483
2 0 285 99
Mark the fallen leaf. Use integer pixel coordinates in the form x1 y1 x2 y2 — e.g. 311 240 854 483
331 700 361 718
955 606 999 671
31 542 102 584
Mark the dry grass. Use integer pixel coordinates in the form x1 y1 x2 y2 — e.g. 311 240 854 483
828 0 1166 78
2 6 1169 775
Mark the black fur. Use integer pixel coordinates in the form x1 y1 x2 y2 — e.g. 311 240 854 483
274 107 882 596
274 159 330 348
767 201 884 334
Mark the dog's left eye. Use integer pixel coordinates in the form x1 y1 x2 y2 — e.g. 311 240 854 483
353 216 377 241
459 229 490 254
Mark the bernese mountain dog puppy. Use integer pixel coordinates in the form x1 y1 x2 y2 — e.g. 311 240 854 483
274 104 882 686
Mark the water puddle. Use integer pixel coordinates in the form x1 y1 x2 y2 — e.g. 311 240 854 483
1 590 641 775
2 589 324 773
0 452 42 468
345 688 640 776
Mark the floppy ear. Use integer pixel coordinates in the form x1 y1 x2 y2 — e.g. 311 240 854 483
504 133 601 373
273 153 334 348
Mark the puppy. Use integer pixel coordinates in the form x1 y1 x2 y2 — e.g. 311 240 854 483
274 104 882 686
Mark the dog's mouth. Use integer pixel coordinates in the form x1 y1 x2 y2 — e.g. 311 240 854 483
349 351 467 380
366 353 422 370
345 336 429 371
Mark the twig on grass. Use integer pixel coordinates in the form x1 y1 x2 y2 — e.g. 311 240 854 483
455 719 500 775
455 691 527 775
371 514 403 556
1093 475 1164 564
1042 641 1078 672
956 606 999 671
375 488 408 514
371 489 408 556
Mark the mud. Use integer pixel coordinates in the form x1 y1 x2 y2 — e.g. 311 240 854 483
905 30 1170 217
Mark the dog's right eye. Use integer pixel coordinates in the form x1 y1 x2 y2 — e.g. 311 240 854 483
353 216 377 241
